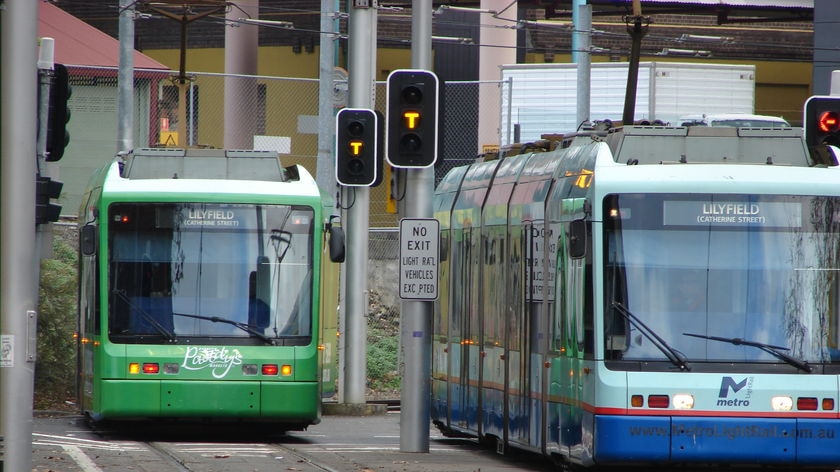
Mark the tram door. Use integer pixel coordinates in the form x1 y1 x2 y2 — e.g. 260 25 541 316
508 223 532 444
450 227 479 429
77 225 98 412
463 227 481 430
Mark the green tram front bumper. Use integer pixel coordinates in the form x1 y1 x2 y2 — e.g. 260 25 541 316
96 379 320 423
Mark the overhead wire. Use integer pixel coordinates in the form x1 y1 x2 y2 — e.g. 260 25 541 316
45 0 815 59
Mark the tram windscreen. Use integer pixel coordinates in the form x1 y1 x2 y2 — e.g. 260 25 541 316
107 203 314 345
604 194 840 366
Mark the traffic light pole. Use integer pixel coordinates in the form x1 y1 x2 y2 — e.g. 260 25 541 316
400 0 433 453
1 2 39 470
341 0 377 407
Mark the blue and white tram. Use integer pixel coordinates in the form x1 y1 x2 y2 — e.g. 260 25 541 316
432 125 840 469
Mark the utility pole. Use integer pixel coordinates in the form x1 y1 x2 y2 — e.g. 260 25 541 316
622 0 649 125
1 2 39 470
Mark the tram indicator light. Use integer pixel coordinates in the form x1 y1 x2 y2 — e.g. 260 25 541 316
804 95 840 148
386 69 439 168
797 397 818 411
335 108 382 187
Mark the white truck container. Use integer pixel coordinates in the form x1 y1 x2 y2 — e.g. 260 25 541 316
499 62 756 144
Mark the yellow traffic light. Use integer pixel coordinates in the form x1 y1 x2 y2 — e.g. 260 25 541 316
349 140 364 155
403 111 420 129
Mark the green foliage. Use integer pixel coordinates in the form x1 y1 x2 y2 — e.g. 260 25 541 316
35 239 78 410
366 311 401 393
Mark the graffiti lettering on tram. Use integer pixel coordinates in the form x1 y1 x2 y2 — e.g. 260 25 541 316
181 346 243 378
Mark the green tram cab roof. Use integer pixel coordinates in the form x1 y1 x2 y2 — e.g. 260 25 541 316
100 147 322 201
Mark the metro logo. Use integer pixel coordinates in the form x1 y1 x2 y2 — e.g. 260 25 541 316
718 376 748 398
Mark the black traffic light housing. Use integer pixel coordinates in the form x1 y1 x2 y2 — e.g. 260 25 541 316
36 175 63 225
46 63 71 162
335 108 382 187
386 69 439 168
804 95 840 149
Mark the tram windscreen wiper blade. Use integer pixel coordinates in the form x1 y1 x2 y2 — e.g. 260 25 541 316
611 301 691 371
173 312 276 346
112 290 177 342
683 332 812 373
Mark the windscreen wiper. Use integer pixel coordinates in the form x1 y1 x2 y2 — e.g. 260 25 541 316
683 332 812 373
112 290 177 342
174 312 276 346
611 301 691 371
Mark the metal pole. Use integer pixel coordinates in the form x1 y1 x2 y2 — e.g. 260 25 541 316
575 4 591 129
118 0 135 152
571 0 585 64
1 2 39 470
400 0 432 453
224 0 258 149
316 0 339 192
342 0 376 406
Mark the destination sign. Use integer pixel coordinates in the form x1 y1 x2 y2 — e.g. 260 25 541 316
663 201 802 227
181 208 242 227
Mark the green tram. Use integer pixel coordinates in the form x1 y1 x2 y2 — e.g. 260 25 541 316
76 148 343 428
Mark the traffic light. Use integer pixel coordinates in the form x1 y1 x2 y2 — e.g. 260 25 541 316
46 63 71 162
36 175 63 225
335 108 381 187
804 95 840 148
386 69 439 168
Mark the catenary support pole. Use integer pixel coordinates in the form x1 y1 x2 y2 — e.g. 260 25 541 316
224 0 258 149
118 0 135 152
400 0 433 453
1 2 39 470
571 0 585 63
342 0 377 406
316 0 339 193
575 3 591 128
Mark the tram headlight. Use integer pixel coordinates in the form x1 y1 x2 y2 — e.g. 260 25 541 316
771 396 793 411
673 394 695 410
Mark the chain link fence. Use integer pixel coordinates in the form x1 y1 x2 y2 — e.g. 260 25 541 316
64 66 504 398
67 66 503 220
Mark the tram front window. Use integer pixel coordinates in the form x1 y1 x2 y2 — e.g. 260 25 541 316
603 194 840 368
107 203 314 345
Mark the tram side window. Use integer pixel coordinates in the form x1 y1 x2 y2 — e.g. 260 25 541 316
80 231 100 336
553 219 594 357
